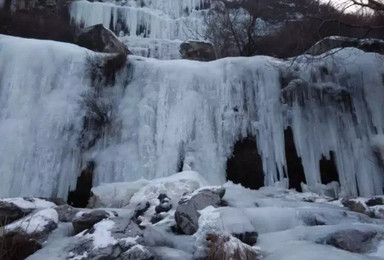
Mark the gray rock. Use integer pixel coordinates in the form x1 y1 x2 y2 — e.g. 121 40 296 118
324 229 377 253
366 197 384 207
75 24 130 56
175 187 225 235
341 198 368 214
0 201 32 226
232 231 258 246
180 41 217 61
55 204 79 222
72 210 110 234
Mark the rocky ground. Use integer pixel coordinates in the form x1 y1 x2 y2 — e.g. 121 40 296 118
1 171 384 260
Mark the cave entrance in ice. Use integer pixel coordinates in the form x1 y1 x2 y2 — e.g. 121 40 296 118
284 127 306 191
67 161 95 207
226 136 265 189
320 151 340 184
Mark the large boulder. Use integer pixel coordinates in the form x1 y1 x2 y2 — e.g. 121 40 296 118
69 218 152 260
72 210 113 234
55 204 80 222
324 229 378 253
175 187 226 235
179 41 217 61
306 36 384 56
75 24 130 56
0 201 32 226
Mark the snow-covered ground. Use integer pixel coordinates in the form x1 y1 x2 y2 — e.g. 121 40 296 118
1 171 382 259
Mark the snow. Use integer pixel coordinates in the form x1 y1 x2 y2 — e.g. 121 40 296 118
6 208 59 234
84 219 117 249
1 198 56 209
90 171 206 208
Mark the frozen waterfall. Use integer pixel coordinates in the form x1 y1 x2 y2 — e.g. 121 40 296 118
0 34 383 198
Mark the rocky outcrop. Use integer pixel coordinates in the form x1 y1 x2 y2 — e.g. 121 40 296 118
175 187 226 235
324 229 378 253
55 204 79 222
180 41 217 61
75 24 131 56
72 210 113 234
306 36 384 56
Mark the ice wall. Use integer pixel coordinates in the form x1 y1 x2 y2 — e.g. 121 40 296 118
0 35 383 198
0 35 90 198
69 0 208 41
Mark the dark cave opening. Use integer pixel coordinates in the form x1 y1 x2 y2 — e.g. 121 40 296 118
67 161 95 208
284 127 306 192
226 136 264 189
320 151 340 184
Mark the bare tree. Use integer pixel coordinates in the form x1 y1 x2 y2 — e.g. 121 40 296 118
202 0 259 57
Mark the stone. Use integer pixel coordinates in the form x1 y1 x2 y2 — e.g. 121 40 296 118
69 218 147 260
72 210 110 234
205 233 261 260
175 187 225 235
0 201 32 226
341 198 368 214
179 41 217 61
366 197 384 207
120 245 154 260
75 24 130 56
324 229 377 253
134 202 151 220
232 231 258 246
155 194 172 214
55 204 79 222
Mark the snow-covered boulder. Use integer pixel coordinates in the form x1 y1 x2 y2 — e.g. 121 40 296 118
72 210 115 234
1 208 59 259
0 201 32 226
341 198 369 214
175 187 226 235
69 218 151 260
323 229 378 253
0 198 56 226
55 204 80 222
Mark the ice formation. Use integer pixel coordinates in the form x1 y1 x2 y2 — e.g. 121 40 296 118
69 0 208 41
0 33 383 198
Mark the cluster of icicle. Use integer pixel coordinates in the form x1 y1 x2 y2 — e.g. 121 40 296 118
0 33 383 198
